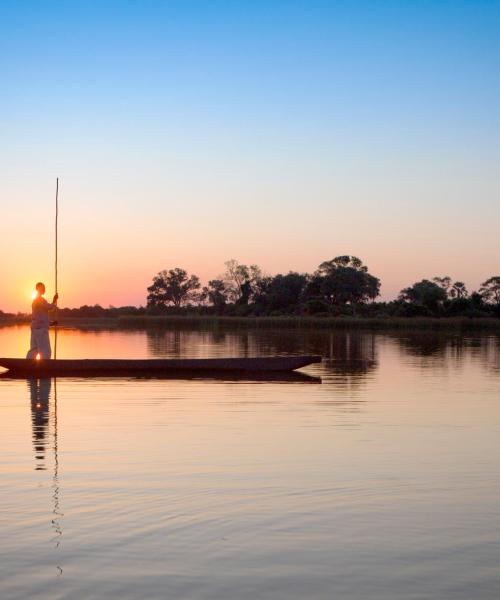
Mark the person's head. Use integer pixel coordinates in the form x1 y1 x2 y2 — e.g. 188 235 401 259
35 282 45 296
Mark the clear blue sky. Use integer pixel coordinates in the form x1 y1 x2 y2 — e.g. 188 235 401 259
1 1 499 310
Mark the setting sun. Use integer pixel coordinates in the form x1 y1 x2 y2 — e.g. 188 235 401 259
31 290 37 300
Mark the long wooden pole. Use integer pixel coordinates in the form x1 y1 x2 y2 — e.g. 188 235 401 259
55 177 59 295
54 178 59 359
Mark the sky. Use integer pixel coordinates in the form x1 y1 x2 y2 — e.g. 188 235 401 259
1 0 499 312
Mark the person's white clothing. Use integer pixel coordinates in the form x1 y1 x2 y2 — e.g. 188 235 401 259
26 295 56 359
31 296 56 329
26 328 52 359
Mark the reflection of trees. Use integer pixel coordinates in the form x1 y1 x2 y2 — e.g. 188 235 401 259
146 327 378 384
147 328 254 359
473 335 500 374
146 327 498 376
309 331 377 389
389 331 497 363
146 327 500 383
147 328 183 357
391 332 452 360
387 332 500 375
245 329 378 393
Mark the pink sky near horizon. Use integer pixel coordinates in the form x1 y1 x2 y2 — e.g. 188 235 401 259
1 174 497 313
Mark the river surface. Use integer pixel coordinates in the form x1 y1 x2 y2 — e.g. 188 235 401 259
1 324 500 600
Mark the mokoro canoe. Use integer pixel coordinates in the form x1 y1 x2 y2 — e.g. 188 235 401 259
0 369 321 383
0 356 321 377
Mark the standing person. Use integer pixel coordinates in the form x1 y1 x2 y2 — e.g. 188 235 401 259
26 282 58 359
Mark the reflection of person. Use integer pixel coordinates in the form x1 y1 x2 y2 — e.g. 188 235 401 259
26 282 58 359
29 378 51 471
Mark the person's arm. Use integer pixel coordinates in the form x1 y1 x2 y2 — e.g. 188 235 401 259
42 295 58 310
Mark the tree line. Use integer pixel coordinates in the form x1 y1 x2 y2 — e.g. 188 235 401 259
5 256 496 320
145 257 500 318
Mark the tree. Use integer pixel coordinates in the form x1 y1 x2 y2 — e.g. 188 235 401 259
254 272 309 313
399 279 447 311
319 255 366 272
450 281 468 299
469 292 487 311
147 268 200 308
433 276 452 296
203 279 229 309
223 259 263 304
479 276 500 304
313 256 380 306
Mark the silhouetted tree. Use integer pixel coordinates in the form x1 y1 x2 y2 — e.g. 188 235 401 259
450 281 468 299
311 256 380 306
224 259 263 304
433 276 452 295
399 279 447 311
254 272 309 313
479 277 500 304
202 279 229 310
470 291 486 309
147 268 200 308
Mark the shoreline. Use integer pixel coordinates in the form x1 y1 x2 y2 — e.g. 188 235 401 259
1 315 500 331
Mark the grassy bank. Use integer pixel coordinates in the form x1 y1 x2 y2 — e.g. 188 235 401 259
114 315 500 331
0 316 30 326
2 314 500 331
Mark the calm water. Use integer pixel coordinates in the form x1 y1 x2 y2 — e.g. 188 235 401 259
1 325 500 600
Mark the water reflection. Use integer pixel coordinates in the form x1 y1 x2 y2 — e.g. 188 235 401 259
29 378 51 471
471 335 500 374
393 332 451 358
5 325 499 383
321 332 377 382
2 326 500 599
389 332 500 374
28 378 63 567
146 328 378 385
145 327 500 384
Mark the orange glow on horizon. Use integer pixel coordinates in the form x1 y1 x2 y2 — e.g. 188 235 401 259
35 353 41 361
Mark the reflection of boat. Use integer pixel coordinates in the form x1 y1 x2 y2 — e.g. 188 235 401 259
0 355 322 377
2 370 320 383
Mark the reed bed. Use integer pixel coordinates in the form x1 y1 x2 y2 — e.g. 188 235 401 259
115 315 500 332
2 314 500 332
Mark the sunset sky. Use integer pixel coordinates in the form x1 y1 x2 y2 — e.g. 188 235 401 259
1 1 499 312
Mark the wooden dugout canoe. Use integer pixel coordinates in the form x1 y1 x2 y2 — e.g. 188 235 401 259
0 356 321 377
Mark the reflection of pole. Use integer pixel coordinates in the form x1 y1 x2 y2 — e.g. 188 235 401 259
29 378 63 573
54 178 59 360
53 179 62 574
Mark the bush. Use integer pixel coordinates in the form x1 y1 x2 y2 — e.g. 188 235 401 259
303 298 330 315
395 303 432 317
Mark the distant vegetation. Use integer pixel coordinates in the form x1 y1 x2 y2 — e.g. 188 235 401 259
144 257 500 319
2 258 499 323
